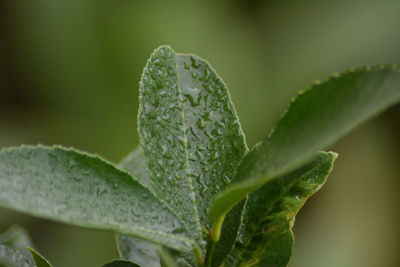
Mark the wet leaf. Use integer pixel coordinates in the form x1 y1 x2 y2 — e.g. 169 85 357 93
226 152 336 266
117 148 161 267
0 225 34 251
117 235 160 267
0 245 35 267
27 247 53 267
210 65 400 222
0 146 192 251
138 46 247 247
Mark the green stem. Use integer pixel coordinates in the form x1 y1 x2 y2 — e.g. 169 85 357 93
204 238 216 267
203 214 226 266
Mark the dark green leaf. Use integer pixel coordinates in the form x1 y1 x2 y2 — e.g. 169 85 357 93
102 260 140 267
0 245 35 267
211 200 246 267
138 46 247 245
0 146 192 251
210 65 400 221
27 247 53 267
226 152 336 266
0 225 34 251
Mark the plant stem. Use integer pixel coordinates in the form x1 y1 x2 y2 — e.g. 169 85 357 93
204 237 216 267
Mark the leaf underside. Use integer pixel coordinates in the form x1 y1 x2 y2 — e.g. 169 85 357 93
210 65 400 222
0 146 191 251
138 46 248 249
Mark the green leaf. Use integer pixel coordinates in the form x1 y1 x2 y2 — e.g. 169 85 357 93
0 245 35 267
226 152 336 267
0 145 192 251
119 148 153 190
117 148 161 267
0 225 34 251
138 46 247 245
27 247 53 267
158 248 178 267
117 235 160 267
210 65 400 221
102 260 140 267
211 200 246 267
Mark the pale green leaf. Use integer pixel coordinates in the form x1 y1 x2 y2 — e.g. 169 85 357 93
138 46 247 246
0 225 34 252
0 245 35 267
210 65 400 221
0 146 192 251
117 148 161 267
117 235 160 267
226 152 336 266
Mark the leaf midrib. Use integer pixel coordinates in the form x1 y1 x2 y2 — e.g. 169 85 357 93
174 53 203 245
234 163 320 264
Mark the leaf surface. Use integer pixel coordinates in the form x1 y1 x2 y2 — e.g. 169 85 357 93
117 148 161 267
0 225 34 251
210 65 400 221
138 46 247 245
0 146 192 251
0 245 35 267
211 200 246 267
226 152 336 266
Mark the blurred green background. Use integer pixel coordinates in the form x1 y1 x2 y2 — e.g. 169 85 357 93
1 0 399 266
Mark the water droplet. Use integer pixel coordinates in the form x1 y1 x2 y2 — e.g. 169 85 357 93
184 61 190 69
199 68 210 82
147 109 157 119
196 118 207 129
222 176 231 184
164 151 172 159
73 176 82 182
190 56 200 68
211 128 222 136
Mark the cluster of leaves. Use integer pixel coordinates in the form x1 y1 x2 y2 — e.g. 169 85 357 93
0 46 399 267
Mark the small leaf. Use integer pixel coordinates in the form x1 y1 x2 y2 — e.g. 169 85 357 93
0 245 35 267
102 260 140 267
210 65 400 221
117 235 160 267
0 225 34 251
226 152 336 266
0 145 192 251
0 225 35 267
27 247 53 267
138 46 247 246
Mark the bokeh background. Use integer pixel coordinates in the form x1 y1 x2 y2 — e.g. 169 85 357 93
1 0 400 266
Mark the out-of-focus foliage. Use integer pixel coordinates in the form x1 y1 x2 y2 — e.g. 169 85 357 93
0 0 399 266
